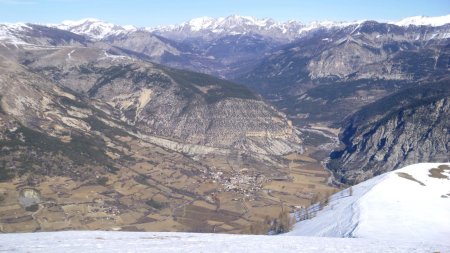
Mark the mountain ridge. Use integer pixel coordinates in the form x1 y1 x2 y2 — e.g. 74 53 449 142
36 14 450 41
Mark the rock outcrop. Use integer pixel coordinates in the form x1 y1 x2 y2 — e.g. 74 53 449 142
18 45 300 155
328 83 450 184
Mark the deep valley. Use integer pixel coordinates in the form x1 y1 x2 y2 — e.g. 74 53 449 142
0 14 448 234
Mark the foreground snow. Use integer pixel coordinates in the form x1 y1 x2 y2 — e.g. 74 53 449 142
0 230 448 253
289 163 450 244
2 163 449 252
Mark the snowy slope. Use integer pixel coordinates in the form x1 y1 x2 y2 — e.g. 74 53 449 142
0 230 448 253
153 15 303 34
288 163 450 244
394 14 450 27
149 15 305 41
0 23 31 45
52 18 137 40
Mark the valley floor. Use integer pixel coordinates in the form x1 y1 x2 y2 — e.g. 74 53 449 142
1 231 448 253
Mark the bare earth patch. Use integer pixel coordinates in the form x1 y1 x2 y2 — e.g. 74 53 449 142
428 165 450 179
396 172 425 186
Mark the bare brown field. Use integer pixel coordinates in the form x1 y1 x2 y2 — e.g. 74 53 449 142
0 134 338 233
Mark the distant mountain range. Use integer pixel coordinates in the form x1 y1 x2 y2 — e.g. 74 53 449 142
1 14 448 180
47 14 450 41
2 15 449 78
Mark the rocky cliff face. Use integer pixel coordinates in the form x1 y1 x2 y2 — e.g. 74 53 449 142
328 83 450 184
0 43 123 181
234 21 449 130
238 22 449 93
16 45 300 155
306 23 449 80
232 20 450 184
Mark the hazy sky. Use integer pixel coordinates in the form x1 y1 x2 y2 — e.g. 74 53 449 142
0 0 449 26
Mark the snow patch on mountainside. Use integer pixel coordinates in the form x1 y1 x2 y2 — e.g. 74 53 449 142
153 15 300 33
53 18 137 40
149 14 450 40
299 20 365 33
48 14 450 40
0 23 31 45
394 14 450 27
149 15 305 40
288 163 450 244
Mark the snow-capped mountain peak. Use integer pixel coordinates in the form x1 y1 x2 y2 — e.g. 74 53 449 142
59 18 102 27
393 14 450 27
185 16 216 31
151 15 305 41
153 14 450 41
53 18 137 40
183 15 277 31
46 14 450 41
299 20 365 33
